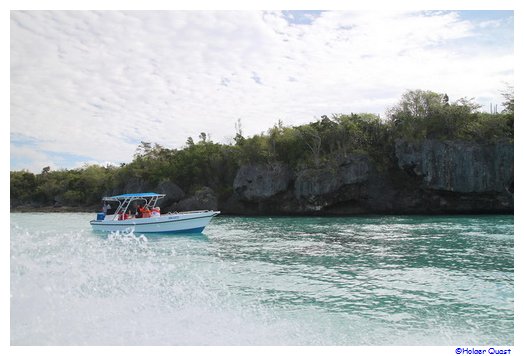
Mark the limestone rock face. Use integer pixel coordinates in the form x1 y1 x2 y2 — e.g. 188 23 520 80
232 156 370 212
123 178 152 194
294 155 370 200
395 139 513 193
224 142 512 215
171 186 218 212
233 162 293 201
339 155 371 185
155 179 185 209
294 167 338 199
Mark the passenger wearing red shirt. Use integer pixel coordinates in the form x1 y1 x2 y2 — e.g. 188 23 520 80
119 210 129 220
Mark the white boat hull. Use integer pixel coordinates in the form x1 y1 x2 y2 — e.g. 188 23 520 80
90 211 219 234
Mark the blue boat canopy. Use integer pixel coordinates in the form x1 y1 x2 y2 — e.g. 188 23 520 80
103 192 166 200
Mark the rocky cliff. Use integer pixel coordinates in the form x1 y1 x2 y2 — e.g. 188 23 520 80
395 140 513 193
221 140 513 215
18 139 511 215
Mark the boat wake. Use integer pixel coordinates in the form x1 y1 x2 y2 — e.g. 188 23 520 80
106 228 148 245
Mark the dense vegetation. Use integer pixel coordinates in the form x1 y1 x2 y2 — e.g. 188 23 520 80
11 89 513 209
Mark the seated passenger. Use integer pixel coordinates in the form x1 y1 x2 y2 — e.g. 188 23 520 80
142 207 151 218
135 205 143 218
152 207 161 217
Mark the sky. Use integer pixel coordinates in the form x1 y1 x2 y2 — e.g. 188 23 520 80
10 8 514 173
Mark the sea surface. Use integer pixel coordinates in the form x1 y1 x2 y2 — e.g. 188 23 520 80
10 213 514 346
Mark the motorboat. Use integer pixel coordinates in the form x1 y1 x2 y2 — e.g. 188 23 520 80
90 192 220 233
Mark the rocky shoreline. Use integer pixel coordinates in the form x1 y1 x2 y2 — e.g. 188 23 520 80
11 205 98 213
221 139 513 215
11 139 513 216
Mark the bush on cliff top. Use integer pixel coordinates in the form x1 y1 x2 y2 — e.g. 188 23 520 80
388 89 513 143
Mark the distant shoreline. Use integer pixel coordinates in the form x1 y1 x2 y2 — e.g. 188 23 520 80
10 206 97 213
10 205 514 216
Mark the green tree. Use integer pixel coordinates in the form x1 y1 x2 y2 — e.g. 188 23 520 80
10 170 37 205
387 89 485 141
501 85 514 115
295 124 322 167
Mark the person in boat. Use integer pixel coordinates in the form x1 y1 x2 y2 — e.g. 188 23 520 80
151 207 161 217
102 202 111 214
141 206 152 218
118 210 130 220
136 205 151 218
135 205 143 218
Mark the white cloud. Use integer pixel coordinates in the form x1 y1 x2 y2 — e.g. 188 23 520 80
10 145 57 173
10 10 513 172
478 19 502 28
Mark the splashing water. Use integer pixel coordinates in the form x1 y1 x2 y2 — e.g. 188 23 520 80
11 213 513 345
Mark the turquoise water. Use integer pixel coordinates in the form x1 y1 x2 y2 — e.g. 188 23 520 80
10 213 513 345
